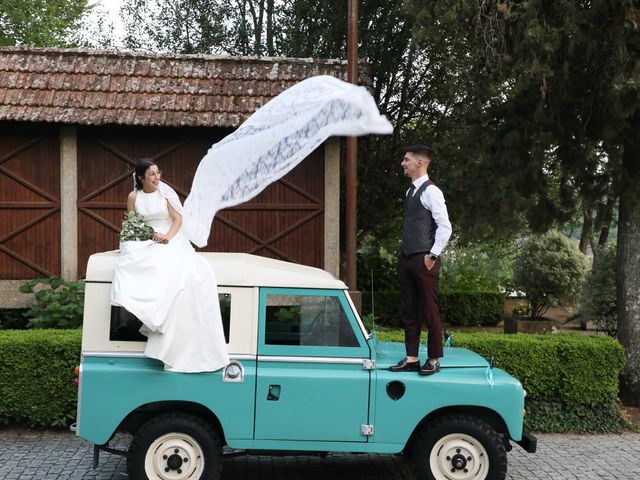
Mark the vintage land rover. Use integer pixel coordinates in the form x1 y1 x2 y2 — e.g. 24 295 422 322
76 251 536 480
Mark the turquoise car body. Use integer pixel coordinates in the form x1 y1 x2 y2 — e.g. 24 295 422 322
78 282 526 454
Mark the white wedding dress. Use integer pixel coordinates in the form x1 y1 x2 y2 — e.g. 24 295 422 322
111 189 229 373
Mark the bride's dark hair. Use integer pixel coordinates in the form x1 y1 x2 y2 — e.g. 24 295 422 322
134 158 157 190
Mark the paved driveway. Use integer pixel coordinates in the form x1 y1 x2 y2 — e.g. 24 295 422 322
0 429 638 479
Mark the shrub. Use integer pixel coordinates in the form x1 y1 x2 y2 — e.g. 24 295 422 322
376 329 626 432
19 277 84 328
439 292 505 326
512 231 588 319
357 235 400 293
0 329 81 427
580 243 617 337
0 309 29 329
361 290 504 327
361 290 402 327
523 399 622 433
440 240 515 293
511 302 531 317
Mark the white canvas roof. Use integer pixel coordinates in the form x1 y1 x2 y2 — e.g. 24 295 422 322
85 251 347 290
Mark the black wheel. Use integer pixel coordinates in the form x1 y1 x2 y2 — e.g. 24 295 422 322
411 415 507 480
127 412 222 480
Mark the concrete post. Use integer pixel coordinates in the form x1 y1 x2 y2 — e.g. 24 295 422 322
60 126 78 281
324 138 340 278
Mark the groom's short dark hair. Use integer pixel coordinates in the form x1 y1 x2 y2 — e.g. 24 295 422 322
404 144 433 161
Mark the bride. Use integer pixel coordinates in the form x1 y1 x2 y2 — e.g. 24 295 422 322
110 159 229 373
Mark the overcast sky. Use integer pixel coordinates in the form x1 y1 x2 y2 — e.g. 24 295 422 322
98 0 124 24
93 0 126 45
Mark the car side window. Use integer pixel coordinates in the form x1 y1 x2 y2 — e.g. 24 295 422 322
110 293 232 343
265 294 359 347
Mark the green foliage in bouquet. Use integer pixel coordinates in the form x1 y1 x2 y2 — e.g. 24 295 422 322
120 211 167 244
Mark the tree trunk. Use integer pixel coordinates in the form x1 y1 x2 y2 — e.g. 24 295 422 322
236 0 249 55
617 120 640 407
597 197 615 249
266 0 274 56
579 207 593 254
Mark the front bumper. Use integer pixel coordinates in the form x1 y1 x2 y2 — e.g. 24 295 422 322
516 431 537 453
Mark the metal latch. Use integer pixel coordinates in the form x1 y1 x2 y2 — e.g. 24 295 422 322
362 359 376 370
361 424 374 436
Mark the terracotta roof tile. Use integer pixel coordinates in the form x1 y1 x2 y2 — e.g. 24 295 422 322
148 110 166 126
2 71 19 88
13 54 28 71
0 46 353 127
30 72 49 89
4 89 20 104
36 89 54 105
104 92 117 109
46 73 63 90
82 91 102 109
52 91 70 107
190 95 206 112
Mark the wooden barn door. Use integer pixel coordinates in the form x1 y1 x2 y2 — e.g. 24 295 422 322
76 126 229 276
210 147 324 267
77 126 325 276
0 124 61 278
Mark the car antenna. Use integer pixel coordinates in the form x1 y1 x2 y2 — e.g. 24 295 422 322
370 268 376 334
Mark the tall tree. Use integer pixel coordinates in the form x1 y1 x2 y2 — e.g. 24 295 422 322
407 0 640 405
121 0 283 56
71 2 117 49
279 0 473 245
225 0 282 55
0 0 89 46
121 0 230 54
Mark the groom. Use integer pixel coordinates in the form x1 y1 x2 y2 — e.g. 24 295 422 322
390 145 452 376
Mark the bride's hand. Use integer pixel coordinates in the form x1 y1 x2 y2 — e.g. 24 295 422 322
153 232 169 243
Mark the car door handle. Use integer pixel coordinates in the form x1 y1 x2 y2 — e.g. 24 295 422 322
267 384 281 401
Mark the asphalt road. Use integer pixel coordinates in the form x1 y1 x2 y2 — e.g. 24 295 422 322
0 429 639 479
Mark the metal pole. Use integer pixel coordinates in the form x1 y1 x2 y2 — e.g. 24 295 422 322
345 0 358 290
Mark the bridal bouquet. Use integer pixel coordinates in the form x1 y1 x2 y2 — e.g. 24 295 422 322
119 212 168 244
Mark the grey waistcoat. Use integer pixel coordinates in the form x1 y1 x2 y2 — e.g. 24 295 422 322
401 180 437 255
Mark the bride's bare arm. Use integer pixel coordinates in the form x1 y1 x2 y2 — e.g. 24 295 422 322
127 191 136 213
155 202 182 242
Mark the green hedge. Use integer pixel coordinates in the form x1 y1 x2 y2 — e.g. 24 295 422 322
0 329 627 432
377 329 626 432
362 290 504 327
0 329 81 427
440 292 505 326
0 309 29 330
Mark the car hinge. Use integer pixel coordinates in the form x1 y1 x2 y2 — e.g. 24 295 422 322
362 359 376 370
361 424 374 436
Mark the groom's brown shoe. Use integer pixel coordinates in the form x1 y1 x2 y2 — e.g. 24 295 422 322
389 358 420 372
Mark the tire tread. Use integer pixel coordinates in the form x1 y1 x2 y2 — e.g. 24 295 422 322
127 412 222 480
411 414 507 480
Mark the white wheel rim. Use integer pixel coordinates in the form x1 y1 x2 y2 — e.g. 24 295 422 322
429 433 490 480
144 432 205 480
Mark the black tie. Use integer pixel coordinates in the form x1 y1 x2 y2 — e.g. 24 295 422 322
407 184 415 198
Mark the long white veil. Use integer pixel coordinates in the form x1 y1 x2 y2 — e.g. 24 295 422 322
158 181 183 214
182 75 393 247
